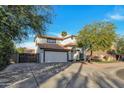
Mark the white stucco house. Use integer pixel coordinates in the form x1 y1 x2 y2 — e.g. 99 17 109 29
34 35 82 63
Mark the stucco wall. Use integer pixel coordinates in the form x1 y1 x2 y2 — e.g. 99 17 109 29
36 38 47 44
61 37 76 45
40 52 44 63
35 46 41 53
35 37 61 44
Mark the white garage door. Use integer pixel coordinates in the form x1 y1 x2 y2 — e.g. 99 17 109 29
45 51 67 63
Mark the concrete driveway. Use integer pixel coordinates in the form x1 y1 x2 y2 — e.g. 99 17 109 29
1 62 124 88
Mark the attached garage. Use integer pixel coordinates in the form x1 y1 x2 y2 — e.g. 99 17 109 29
37 43 70 63
44 51 68 63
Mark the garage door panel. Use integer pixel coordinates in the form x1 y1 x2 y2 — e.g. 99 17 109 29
45 51 67 62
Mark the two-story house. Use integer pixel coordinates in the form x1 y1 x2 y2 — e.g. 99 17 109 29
35 35 78 63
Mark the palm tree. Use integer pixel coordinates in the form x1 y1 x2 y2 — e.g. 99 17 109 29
61 31 68 37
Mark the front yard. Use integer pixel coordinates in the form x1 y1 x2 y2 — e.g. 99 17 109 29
0 62 71 88
0 62 124 88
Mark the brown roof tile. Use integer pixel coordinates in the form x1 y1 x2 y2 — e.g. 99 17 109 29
36 43 70 51
36 35 76 40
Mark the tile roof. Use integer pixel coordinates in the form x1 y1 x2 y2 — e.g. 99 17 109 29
36 43 70 51
36 35 76 40
37 35 64 40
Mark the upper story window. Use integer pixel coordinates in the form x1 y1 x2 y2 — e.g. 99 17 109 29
47 39 56 43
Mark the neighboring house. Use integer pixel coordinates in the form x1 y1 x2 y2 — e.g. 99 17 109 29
34 35 81 63
23 48 35 53
19 47 35 53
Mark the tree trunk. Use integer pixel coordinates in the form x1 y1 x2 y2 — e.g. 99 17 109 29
88 50 93 62
82 48 87 62
90 50 93 57
118 55 121 61
89 44 93 57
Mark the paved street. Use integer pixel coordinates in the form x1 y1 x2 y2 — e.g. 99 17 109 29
1 62 124 88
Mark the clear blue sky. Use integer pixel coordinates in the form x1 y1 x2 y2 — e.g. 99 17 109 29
17 5 124 48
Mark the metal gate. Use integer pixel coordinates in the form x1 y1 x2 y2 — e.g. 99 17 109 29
19 53 39 63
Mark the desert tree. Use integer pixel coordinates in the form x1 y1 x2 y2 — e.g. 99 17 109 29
76 21 116 61
114 36 124 60
0 5 53 67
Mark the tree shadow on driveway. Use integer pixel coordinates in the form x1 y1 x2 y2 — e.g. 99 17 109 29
34 62 73 88
8 62 74 88
56 62 124 88
56 62 89 88
0 62 74 88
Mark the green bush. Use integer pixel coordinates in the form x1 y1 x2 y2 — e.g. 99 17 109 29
0 39 16 70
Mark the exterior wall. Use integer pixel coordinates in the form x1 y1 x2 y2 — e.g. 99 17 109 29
36 38 47 44
35 46 44 63
61 37 76 45
68 51 73 61
35 46 41 53
40 51 44 63
35 37 61 44
56 40 62 44
35 36 76 45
